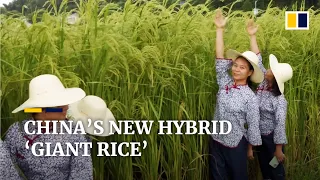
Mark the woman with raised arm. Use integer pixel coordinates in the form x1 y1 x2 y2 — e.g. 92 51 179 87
246 19 293 180
209 9 264 180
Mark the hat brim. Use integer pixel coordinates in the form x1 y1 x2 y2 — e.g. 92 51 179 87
226 49 264 83
68 101 116 137
269 54 284 94
12 88 86 113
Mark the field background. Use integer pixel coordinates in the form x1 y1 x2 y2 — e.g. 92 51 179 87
1 0 320 179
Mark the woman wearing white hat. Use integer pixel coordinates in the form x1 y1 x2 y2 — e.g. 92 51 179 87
68 95 117 137
247 19 293 180
4 74 93 180
0 138 23 179
209 9 263 180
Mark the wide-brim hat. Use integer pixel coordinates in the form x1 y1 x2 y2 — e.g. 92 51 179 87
12 74 86 113
269 54 293 94
68 95 116 137
226 49 264 83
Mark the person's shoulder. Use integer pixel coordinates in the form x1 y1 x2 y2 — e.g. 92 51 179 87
5 119 30 139
4 122 20 143
242 88 259 104
244 87 257 98
6 121 21 133
9 118 32 129
258 79 267 87
275 94 287 105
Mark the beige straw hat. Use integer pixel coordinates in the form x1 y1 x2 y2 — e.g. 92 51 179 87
12 74 86 113
68 95 116 137
226 49 264 83
269 54 293 93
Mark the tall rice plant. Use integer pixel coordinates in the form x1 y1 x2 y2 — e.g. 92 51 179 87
1 0 320 179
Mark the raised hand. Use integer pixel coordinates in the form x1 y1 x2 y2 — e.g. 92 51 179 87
246 19 258 35
214 9 227 29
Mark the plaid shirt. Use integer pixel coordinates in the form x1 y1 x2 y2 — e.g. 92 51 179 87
4 118 93 180
211 58 262 148
256 53 288 144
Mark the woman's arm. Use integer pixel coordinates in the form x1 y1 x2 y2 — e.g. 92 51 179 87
246 96 262 146
214 9 232 88
273 96 288 163
0 139 22 179
247 19 260 54
4 122 19 163
3 122 25 179
273 96 287 145
247 19 266 74
215 9 227 59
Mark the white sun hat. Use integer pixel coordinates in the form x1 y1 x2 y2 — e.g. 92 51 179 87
12 74 86 113
68 95 116 137
226 49 264 83
269 54 293 94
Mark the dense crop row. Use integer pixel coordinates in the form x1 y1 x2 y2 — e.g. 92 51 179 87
1 0 320 179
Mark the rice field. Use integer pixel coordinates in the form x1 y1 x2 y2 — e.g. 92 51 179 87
1 0 320 179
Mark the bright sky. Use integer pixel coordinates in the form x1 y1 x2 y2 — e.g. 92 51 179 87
1 0 14 7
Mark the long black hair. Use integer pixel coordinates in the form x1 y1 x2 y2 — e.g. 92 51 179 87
270 77 282 96
246 61 254 90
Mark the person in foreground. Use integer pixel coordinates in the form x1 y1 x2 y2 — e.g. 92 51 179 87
246 19 293 180
209 9 264 180
4 74 93 180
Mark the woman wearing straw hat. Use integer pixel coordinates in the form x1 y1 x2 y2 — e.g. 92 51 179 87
246 19 293 180
68 95 117 138
4 74 93 180
0 138 23 179
209 9 263 180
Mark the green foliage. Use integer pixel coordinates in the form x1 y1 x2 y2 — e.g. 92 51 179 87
241 0 253 11
0 7 8 14
1 0 320 179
